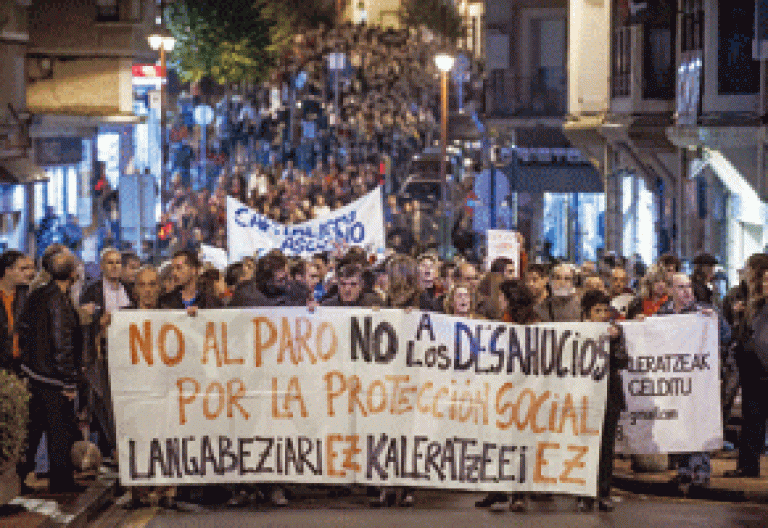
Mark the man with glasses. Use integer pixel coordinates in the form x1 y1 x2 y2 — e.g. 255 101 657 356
535 263 581 322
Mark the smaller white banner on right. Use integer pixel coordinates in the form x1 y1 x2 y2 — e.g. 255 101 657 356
616 314 723 454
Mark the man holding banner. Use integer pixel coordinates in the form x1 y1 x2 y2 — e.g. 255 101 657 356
654 272 730 493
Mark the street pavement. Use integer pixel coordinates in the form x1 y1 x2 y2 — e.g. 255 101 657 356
91 490 768 528
5 454 768 528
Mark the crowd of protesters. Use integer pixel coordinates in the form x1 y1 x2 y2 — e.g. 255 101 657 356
156 22 477 258
5 228 768 511
159 157 382 257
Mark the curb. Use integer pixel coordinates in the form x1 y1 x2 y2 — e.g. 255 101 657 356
37 476 118 528
613 472 768 504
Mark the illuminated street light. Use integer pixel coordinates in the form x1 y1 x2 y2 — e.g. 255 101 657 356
147 28 175 219
434 53 455 73
434 53 455 257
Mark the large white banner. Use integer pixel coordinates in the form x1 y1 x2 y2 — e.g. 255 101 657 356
616 314 722 454
109 309 609 496
226 187 385 261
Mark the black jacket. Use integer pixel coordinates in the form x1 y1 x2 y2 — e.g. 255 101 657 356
0 284 28 374
734 303 768 381
159 287 224 309
607 330 629 411
79 279 134 365
229 280 309 308
321 292 383 307
79 279 135 309
18 282 83 390
692 279 714 306
419 287 444 312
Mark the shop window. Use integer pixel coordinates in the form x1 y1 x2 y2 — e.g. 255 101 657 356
34 182 45 224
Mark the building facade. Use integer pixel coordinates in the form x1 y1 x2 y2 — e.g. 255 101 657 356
565 0 767 284
2 0 158 259
480 0 605 264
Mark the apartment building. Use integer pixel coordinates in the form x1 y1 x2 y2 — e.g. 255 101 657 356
565 0 766 282
482 0 604 263
0 0 157 254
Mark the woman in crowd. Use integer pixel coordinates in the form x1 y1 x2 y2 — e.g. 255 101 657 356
475 278 537 512
199 268 230 305
627 265 669 319
728 254 768 478
475 272 507 321
442 280 476 317
385 255 421 310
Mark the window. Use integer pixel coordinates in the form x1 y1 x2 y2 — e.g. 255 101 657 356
490 69 507 114
96 0 120 22
612 26 631 98
643 25 674 98
530 17 566 114
717 2 759 94
681 0 704 52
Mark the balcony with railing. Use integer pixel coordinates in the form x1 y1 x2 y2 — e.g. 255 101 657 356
486 67 567 118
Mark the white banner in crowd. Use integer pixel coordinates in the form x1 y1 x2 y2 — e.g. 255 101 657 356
226 187 385 261
616 314 722 454
110 309 610 495
199 244 229 271
486 230 520 275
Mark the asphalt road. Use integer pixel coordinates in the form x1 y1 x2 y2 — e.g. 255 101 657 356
92 489 768 528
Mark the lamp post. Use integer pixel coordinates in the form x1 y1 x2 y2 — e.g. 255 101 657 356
435 53 455 258
148 30 175 214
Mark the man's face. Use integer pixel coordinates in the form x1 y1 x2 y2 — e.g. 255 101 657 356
418 259 436 286
610 268 629 296
123 258 141 284
583 276 606 293
525 271 547 297
460 264 480 289
760 270 768 297
271 266 288 287
663 263 677 279
503 263 518 280
101 251 122 282
303 263 321 289
242 259 255 281
338 274 363 303
453 286 472 315
171 256 197 288
652 279 668 299
7 256 35 287
588 303 612 323
671 274 694 307
313 259 326 279
134 270 160 308
551 266 575 297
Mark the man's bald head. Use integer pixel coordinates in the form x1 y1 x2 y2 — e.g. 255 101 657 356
670 272 694 309
49 250 76 282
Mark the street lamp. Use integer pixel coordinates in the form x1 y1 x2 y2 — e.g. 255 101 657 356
435 53 455 258
147 29 175 214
